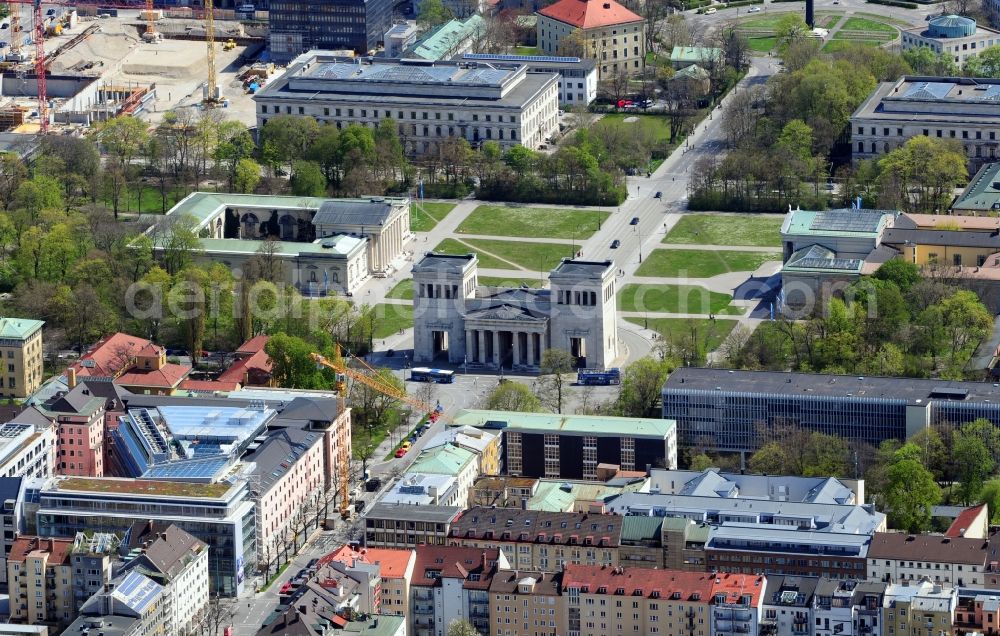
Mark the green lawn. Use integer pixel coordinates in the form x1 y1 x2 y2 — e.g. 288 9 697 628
664 214 783 247
841 16 897 32
618 283 743 315
431 237 574 271
102 184 186 214
738 13 797 29
635 249 781 278
385 279 413 300
855 11 912 26
748 36 777 52
822 39 883 52
479 276 544 288
626 316 737 352
596 113 671 143
456 204 608 240
373 304 414 339
515 46 540 56
410 201 457 233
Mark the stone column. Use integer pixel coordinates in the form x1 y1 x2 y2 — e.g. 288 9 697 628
492 330 500 367
477 330 486 363
512 332 522 367
527 332 536 367
465 331 474 364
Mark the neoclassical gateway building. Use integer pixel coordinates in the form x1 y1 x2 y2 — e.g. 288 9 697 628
412 253 619 371
153 192 411 295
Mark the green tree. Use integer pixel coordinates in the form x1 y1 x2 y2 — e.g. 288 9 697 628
214 120 256 190
418 0 453 27
877 135 968 213
748 442 788 475
172 267 208 364
157 213 201 275
939 290 992 361
873 259 920 292
483 382 544 412
233 158 261 194
534 349 576 414
265 332 325 388
447 620 478 636
290 160 327 196
688 453 715 471
952 424 995 505
617 356 675 417
97 116 150 218
776 119 814 163
978 478 1000 523
260 115 320 173
964 46 1000 77
903 46 957 76
881 442 942 532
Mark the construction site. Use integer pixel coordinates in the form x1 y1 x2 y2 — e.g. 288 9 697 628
0 3 270 136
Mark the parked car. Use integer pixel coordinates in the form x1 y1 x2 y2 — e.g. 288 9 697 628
704 7 717 14
365 478 382 492
630 217 639 225
747 5 761 11
307 559 319 569
402 441 412 450
610 239 621 249
385 349 395 357
395 447 407 458
654 191 662 199
355 500 366 513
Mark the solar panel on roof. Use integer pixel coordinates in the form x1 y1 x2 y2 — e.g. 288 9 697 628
809 212 885 233
792 258 862 270
462 53 582 64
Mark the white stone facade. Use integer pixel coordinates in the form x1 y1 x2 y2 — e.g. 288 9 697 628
536 15 645 80
412 254 619 371
169 545 209 635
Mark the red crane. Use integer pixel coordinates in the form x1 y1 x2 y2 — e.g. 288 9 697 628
6 0 152 132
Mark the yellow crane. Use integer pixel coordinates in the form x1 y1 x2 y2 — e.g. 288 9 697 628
311 347 445 519
203 0 219 103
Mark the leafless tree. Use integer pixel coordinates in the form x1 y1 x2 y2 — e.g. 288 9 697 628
600 67 632 104
198 596 237 636
660 75 697 144
311 483 338 530
662 14 691 50
471 13 519 53
944 0 980 16
722 85 763 148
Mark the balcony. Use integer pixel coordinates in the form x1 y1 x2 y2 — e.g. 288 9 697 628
413 605 434 615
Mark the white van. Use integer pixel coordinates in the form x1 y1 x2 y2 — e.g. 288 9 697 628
704 7 717 13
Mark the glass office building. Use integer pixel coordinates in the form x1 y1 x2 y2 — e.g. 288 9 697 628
269 0 394 60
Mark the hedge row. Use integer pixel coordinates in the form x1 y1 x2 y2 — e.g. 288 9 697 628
866 0 918 8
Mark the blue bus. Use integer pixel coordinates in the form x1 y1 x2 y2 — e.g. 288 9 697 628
410 367 455 383
577 368 621 385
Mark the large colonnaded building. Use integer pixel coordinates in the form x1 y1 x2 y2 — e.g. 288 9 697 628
851 75 1000 172
152 192 411 295
254 54 560 155
412 253 619 371
662 367 1000 455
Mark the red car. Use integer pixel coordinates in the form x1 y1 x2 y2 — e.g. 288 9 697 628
395 447 407 458
279 582 292 594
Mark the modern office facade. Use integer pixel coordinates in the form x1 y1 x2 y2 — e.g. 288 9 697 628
364 503 463 548
851 76 1000 172
451 410 676 479
662 367 1000 454
33 477 255 597
254 56 560 155
461 53 599 105
269 0 393 59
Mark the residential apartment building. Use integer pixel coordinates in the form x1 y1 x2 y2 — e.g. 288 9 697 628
760 575 817 636
319 544 415 617
901 15 1000 67
461 53 599 106
448 507 626 571
451 409 676 480
269 0 393 59
882 580 957 636
364 503 462 548
663 367 1000 455
34 476 256 596
606 491 886 580
67 533 115 614
37 383 108 477
661 517 709 571
0 317 43 399
489 570 562 636
254 56 560 154
6 537 75 629
649 468 864 505
812 579 887 636
0 477 23 585
0 422 55 480
243 426 325 568
402 443 480 507
851 76 1000 172
956 585 1000 634
118 524 209 635
410 546 506 636
560 565 764 636
868 532 990 588
423 425 501 477
536 0 645 80
66 333 191 396
382 473 462 507
72 570 170 636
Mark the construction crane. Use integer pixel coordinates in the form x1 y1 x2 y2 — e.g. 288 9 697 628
203 0 219 103
7 3 22 62
31 0 45 131
141 0 160 42
311 347 445 520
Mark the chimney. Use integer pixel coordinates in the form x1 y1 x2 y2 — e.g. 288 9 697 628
67 367 76 389
482 551 488 568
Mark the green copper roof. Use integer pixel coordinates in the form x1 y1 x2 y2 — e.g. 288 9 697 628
452 410 675 438
167 192 333 230
408 16 485 61
669 46 721 63
620 516 663 542
0 317 43 340
954 162 1000 211
409 443 476 476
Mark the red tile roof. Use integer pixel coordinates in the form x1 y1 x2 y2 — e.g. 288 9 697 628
178 379 242 393
237 335 270 355
411 545 501 589
116 363 191 389
947 504 989 538
562 565 765 606
218 336 272 386
320 544 414 580
8 536 73 566
70 333 154 378
136 342 163 357
538 0 642 29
